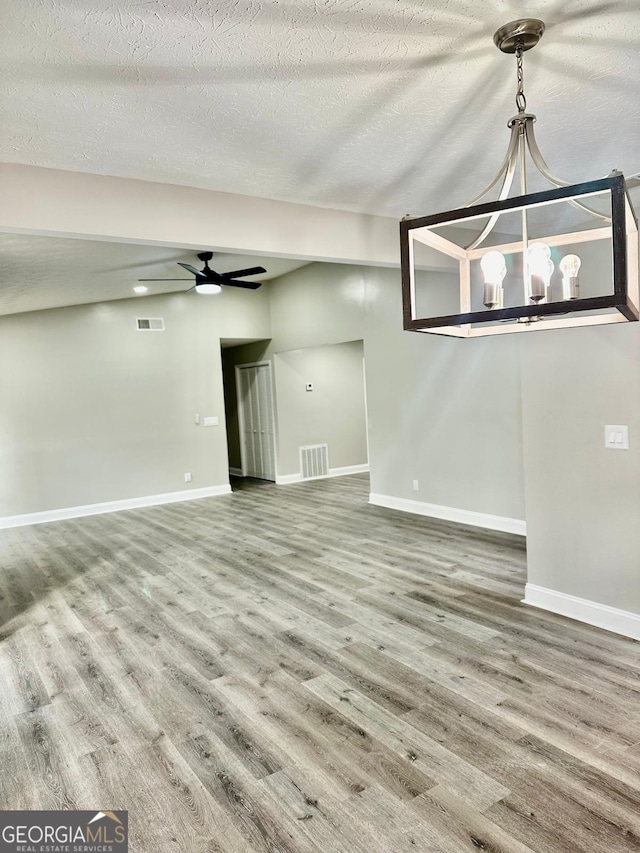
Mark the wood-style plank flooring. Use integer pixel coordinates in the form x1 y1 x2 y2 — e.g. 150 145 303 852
1 474 639 852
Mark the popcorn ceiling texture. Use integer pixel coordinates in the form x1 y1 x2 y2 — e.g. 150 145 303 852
1 0 639 218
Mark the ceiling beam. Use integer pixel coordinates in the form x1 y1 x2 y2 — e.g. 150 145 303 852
0 163 409 268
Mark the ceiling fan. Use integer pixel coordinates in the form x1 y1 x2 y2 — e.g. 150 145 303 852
138 251 266 294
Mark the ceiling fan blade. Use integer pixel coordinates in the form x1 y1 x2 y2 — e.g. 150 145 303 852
223 280 263 289
137 278 193 281
177 262 206 277
221 266 267 279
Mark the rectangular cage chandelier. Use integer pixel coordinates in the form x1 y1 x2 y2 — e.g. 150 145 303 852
400 18 639 338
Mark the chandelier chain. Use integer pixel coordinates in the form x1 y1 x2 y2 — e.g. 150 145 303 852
461 23 613 233
515 43 526 113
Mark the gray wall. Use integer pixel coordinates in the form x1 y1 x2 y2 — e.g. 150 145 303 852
268 262 366 351
521 322 640 613
221 337 368 478
274 341 368 475
266 263 526 520
0 288 270 515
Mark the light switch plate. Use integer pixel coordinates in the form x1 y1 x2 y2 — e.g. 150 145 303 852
604 425 629 450
204 416 219 427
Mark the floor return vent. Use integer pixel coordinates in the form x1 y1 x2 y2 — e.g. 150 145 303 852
299 444 329 479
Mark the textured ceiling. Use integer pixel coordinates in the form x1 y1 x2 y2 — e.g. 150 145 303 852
1 1 639 317
2 0 640 220
0 234 309 316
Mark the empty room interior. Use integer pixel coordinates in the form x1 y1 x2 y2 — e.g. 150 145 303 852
1 2 640 852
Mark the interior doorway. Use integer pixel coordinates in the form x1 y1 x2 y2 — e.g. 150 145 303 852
235 361 276 481
221 338 271 484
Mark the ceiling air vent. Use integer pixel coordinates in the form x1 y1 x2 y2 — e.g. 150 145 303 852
136 318 165 331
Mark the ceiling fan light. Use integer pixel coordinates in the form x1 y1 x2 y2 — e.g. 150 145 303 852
195 282 222 295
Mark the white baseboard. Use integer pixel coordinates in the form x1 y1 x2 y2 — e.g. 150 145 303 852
330 464 369 477
276 473 303 485
368 492 526 536
229 467 243 477
276 463 369 486
0 485 232 530
523 583 640 641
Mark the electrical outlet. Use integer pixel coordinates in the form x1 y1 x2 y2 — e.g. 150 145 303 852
184 473 192 483
412 479 419 492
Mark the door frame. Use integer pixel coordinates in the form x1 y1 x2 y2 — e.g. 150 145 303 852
235 360 278 480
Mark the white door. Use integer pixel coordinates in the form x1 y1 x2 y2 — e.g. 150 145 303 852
237 363 276 481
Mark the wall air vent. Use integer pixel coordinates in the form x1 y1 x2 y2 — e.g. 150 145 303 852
136 318 165 331
299 444 329 479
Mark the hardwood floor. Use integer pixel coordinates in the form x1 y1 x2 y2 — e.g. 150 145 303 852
1 473 639 852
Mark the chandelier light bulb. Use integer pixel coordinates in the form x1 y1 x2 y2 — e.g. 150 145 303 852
560 253 581 300
480 250 507 309
527 242 554 302
559 254 581 277
195 283 222 295
399 17 638 337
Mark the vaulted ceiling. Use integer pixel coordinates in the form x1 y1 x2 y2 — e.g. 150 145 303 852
0 234 308 316
1 0 639 314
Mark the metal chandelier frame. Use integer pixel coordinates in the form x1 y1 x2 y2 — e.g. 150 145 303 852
400 18 640 337
464 19 610 253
